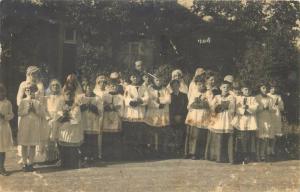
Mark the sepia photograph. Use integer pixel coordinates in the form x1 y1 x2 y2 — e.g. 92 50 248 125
0 0 299 191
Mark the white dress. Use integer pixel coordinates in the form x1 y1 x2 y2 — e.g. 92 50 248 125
102 93 124 133
255 94 274 139
18 98 44 146
268 93 284 136
185 91 211 128
44 95 64 140
57 104 83 146
231 96 258 131
16 81 44 106
145 87 171 127
123 85 149 122
210 94 236 133
0 99 14 152
77 94 103 134
188 81 197 100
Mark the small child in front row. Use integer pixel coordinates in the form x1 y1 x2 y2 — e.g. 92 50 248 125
18 83 44 172
44 79 64 163
78 82 103 163
57 90 83 169
232 83 258 164
185 76 210 160
0 84 14 176
267 83 284 159
255 83 275 162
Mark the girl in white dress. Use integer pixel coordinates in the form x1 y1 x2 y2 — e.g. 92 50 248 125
0 84 14 176
268 83 284 159
16 66 44 163
18 83 44 172
44 79 63 162
93 75 107 158
255 83 275 162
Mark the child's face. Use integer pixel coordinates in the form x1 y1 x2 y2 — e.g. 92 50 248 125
97 77 106 88
233 88 240 95
110 84 117 92
196 82 205 92
171 82 180 92
207 76 215 85
241 87 249 96
270 87 276 94
220 84 229 94
260 86 267 94
172 73 181 80
29 72 38 82
142 75 149 83
25 88 35 98
50 81 60 94
135 63 142 71
130 75 138 85
64 92 73 101
154 78 161 87
85 85 93 96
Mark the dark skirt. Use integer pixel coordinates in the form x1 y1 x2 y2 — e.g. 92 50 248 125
257 138 275 161
123 122 147 160
205 131 234 163
45 141 59 162
58 145 81 169
81 133 99 160
185 126 208 159
234 129 257 162
102 132 123 161
0 152 5 169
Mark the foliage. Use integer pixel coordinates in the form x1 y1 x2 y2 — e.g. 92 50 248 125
192 1 299 93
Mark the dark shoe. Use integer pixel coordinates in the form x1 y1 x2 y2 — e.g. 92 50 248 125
22 165 28 172
243 158 249 164
0 168 9 176
265 155 275 162
27 165 35 172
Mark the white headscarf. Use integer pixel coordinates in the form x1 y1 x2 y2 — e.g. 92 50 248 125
168 69 188 94
93 75 107 97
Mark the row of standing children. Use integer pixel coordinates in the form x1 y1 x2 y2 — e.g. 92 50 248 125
0 64 285 176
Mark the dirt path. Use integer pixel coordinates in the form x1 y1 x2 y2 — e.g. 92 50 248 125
0 147 299 192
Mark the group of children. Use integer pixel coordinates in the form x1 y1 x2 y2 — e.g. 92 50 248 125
0 63 285 176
